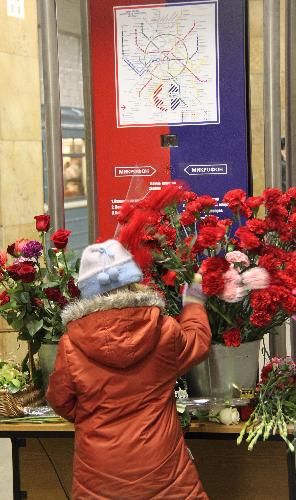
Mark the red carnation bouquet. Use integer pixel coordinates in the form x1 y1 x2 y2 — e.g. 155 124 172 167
0 215 80 369
237 357 296 450
118 183 296 347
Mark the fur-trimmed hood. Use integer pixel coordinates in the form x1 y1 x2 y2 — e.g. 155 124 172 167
62 286 166 369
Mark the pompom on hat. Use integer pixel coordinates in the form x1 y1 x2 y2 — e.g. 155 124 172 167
78 240 143 298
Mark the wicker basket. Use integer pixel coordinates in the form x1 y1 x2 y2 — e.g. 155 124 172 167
0 384 45 418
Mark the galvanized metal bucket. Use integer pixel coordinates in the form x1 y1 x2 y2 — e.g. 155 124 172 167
38 343 58 391
186 340 260 399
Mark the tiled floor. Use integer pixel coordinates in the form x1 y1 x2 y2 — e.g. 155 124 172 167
0 439 13 500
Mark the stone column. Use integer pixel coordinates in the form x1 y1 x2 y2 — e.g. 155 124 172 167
0 0 43 362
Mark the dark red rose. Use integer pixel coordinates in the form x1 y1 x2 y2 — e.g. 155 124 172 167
32 297 44 307
67 277 80 298
222 328 241 347
44 287 62 301
0 290 10 305
34 214 51 232
162 270 177 286
16 262 36 283
50 229 72 249
7 244 16 257
6 263 21 280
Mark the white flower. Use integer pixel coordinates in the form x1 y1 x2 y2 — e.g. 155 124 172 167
219 407 240 425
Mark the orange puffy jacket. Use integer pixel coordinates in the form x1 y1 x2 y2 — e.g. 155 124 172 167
46 286 211 499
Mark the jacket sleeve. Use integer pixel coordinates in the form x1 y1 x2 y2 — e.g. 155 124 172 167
175 303 211 376
46 335 77 422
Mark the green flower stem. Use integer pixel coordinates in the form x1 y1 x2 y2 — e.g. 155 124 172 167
207 302 233 326
61 250 69 273
41 232 51 273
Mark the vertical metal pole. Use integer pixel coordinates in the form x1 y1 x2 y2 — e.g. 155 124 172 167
285 0 296 358
80 0 99 243
263 0 286 357
263 0 282 188
39 0 65 230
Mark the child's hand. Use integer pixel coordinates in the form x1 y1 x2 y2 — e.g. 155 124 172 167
182 274 207 306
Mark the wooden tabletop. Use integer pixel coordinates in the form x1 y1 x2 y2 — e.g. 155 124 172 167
0 421 243 434
0 421 293 435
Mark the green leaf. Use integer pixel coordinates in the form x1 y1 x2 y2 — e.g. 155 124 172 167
26 319 44 337
48 248 57 263
20 292 30 304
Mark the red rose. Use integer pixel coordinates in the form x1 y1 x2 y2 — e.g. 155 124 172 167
50 229 72 249
162 270 177 286
222 328 241 347
34 214 51 232
260 362 273 382
202 271 224 295
6 264 21 280
44 287 62 301
67 277 80 298
0 290 10 305
6 243 16 257
16 262 36 283
32 297 44 307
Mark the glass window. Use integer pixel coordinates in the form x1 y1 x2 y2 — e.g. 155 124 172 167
62 138 87 199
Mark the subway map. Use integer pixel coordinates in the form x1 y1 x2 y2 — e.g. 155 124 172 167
114 1 219 127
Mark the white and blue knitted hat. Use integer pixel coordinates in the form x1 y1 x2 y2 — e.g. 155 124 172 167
78 240 143 298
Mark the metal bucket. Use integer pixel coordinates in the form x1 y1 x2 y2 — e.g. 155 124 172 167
186 340 260 399
38 343 58 391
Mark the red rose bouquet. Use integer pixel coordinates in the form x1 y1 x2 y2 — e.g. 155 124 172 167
0 216 80 369
117 184 296 347
237 357 296 450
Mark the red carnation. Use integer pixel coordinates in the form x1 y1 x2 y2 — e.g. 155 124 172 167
198 226 225 249
235 227 261 250
182 191 197 202
199 215 219 227
263 188 282 209
200 256 230 274
34 214 51 232
162 270 177 287
222 328 241 347
222 189 246 210
180 210 196 226
0 290 10 306
186 200 202 213
202 271 224 296
250 310 272 327
197 195 217 211
287 187 296 200
246 218 267 235
51 229 72 249
245 196 264 210
260 362 273 382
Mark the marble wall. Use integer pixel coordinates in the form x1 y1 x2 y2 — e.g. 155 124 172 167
0 0 43 361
